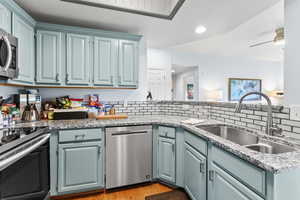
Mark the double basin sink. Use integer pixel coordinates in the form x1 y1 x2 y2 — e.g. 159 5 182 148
195 124 296 154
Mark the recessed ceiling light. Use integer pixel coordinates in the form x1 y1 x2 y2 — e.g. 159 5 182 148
195 25 207 34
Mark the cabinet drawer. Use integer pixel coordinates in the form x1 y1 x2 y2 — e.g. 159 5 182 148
184 131 207 156
59 129 102 143
212 146 266 196
159 126 176 139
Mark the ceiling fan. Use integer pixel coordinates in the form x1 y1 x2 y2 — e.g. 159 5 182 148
249 27 285 48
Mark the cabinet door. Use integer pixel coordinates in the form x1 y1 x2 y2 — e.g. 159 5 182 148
36 30 62 84
58 142 103 193
208 163 263 200
94 37 117 86
0 3 11 33
184 143 206 200
12 13 34 83
158 137 176 183
118 40 138 87
66 33 90 85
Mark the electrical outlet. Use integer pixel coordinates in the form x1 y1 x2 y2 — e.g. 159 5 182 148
290 105 300 121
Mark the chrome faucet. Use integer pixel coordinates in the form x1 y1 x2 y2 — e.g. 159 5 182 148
234 92 283 137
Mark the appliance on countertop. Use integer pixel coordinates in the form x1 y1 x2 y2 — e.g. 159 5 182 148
0 28 18 79
106 126 153 189
12 93 42 121
0 126 50 200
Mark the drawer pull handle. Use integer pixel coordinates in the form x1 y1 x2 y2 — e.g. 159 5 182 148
209 170 214 182
200 163 205 173
75 134 85 139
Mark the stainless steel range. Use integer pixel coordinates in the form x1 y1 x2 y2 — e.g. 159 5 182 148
0 126 50 200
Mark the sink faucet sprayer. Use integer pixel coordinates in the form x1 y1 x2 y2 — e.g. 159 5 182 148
234 92 283 137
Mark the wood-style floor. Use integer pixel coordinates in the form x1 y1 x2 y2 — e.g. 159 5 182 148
60 183 173 200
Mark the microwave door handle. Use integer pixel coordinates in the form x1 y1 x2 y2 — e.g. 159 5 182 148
0 133 51 171
3 36 12 71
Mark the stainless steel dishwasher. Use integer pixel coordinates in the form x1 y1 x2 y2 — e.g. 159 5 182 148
105 126 153 189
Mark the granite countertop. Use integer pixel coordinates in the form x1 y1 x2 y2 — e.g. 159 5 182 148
10 115 300 174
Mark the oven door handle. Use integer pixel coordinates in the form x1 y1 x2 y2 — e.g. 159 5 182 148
0 133 51 171
2 35 13 71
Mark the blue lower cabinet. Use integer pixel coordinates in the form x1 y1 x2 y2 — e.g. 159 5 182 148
208 163 263 200
158 137 176 183
184 143 206 200
58 141 103 193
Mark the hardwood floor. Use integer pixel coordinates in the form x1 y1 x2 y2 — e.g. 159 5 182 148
60 183 173 200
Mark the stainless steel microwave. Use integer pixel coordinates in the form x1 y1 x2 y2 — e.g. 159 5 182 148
0 28 18 79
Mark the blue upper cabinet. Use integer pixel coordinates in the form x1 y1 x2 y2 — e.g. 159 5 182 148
0 3 11 33
12 13 35 83
118 40 138 87
36 30 62 84
93 37 117 86
66 33 91 85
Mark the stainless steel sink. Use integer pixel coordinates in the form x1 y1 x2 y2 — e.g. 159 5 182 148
196 124 296 154
245 139 296 154
196 124 259 146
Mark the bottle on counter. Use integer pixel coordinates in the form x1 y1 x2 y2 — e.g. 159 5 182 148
109 105 116 115
0 112 3 129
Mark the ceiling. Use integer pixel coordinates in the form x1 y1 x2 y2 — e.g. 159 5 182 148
169 0 284 62
60 0 184 19
14 0 280 48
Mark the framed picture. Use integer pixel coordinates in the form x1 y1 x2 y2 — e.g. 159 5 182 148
228 78 262 101
186 83 194 100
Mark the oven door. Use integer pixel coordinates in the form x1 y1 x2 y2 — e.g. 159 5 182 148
0 137 50 200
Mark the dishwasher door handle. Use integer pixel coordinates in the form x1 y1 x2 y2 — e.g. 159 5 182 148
111 130 149 136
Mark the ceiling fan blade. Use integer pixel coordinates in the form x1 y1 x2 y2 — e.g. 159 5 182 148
249 40 273 48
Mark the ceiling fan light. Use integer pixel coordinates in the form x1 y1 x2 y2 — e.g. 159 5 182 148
273 27 285 46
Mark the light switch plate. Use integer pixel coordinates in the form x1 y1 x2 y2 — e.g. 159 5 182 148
290 105 300 121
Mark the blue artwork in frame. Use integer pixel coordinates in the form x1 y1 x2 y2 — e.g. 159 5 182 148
229 78 262 101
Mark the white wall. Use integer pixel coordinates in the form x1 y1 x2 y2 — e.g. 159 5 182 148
0 85 21 98
171 51 284 102
284 0 300 105
40 37 149 101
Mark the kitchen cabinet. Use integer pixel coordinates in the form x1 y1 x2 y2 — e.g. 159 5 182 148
0 3 11 33
208 163 263 200
118 40 138 87
50 128 104 196
66 33 91 85
157 136 176 183
36 30 62 84
93 37 117 86
58 141 103 193
184 143 206 200
12 13 35 83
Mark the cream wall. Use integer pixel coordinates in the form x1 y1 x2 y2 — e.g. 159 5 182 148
171 51 284 103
